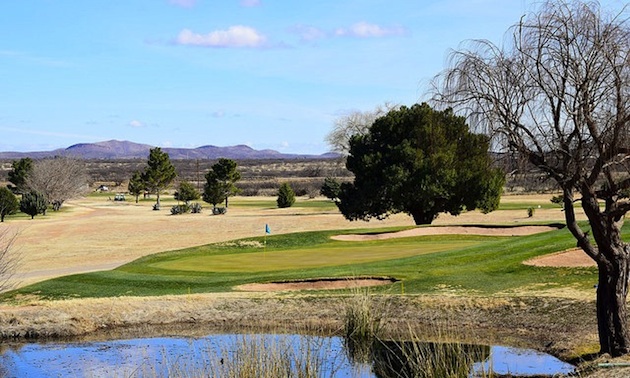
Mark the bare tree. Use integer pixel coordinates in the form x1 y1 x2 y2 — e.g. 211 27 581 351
0 229 20 293
26 157 90 210
436 1 630 356
326 102 398 155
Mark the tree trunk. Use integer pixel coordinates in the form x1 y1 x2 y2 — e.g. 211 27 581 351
409 209 436 225
597 257 630 356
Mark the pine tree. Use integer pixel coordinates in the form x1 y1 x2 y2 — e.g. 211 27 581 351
0 187 19 222
128 171 145 203
20 191 48 219
142 148 176 209
277 182 296 208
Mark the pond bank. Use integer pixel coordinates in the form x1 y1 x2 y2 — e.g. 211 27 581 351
0 294 596 357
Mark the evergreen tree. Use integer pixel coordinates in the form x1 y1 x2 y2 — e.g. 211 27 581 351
142 148 176 209
174 181 200 205
0 187 19 222
320 177 341 202
127 171 145 203
338 103 504 225
277 182 296 208
20 191 48 219
7 157 33 194
203 158 240 209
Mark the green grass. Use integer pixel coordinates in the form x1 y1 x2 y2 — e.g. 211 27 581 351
4 223 613 301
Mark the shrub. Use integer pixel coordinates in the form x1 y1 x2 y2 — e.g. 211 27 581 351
527 207 535 217
320 177 341 201
170 204 190 215
276 182 295 208
190 203 202 213
550 194 564 209
174 181 200 204
0 187 19 222
20 191 48 219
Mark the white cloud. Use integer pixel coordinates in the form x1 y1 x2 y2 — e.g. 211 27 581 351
335 22 406 38
240 0 261 7
288 25 326 42
129 120 145 128
176 26 267 48
212 110 225 118
168 0 197 8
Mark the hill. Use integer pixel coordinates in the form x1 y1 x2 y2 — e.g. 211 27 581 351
0 140 339 160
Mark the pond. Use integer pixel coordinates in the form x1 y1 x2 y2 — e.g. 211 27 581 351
0 333 575 377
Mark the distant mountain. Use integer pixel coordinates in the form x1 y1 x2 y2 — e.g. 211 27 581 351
0 140 340 160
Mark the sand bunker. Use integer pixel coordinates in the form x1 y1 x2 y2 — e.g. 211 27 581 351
524 249 596 268
331 225 560 241
236 277 398 292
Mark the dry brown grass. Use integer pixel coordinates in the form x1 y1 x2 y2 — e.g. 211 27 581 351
4 196 414 287
4 193 580 288
0 292 598 361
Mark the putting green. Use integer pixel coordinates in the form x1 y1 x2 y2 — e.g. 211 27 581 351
148 240 482 273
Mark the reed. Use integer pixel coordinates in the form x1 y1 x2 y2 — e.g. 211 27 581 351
147 334 340 378
343 287 388 364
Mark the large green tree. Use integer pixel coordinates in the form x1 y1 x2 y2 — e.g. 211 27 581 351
203 158 241 208
0 187 19 222
7 157 33 194
142 147 177 209
436 0 630 356
337 103 504 225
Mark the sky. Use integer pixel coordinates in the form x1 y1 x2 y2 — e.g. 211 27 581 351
1 0 627 155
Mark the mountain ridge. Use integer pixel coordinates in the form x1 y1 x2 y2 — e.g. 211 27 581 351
0 140 339 160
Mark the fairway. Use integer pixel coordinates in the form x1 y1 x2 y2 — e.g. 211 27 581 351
4 224 605 300
149 239 482 273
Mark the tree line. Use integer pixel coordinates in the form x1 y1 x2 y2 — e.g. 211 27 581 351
0 147 304 222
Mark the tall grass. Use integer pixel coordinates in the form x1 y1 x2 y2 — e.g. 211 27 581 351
343 289 496 378
145 334 340 378
372 337 493 378
343 288 386 364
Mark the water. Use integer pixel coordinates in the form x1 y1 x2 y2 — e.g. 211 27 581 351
0 334 575 377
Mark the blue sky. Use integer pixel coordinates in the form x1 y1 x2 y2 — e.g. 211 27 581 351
1 1 626 154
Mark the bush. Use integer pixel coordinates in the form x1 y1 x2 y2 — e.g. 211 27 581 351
212 207 227 215
174 181 200 204
20 191 48 219
277 183 296 208
550 194 564 209
320 177 341 201
171 204 190 215
190 203 202 213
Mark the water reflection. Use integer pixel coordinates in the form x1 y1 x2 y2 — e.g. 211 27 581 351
0 334 575 377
